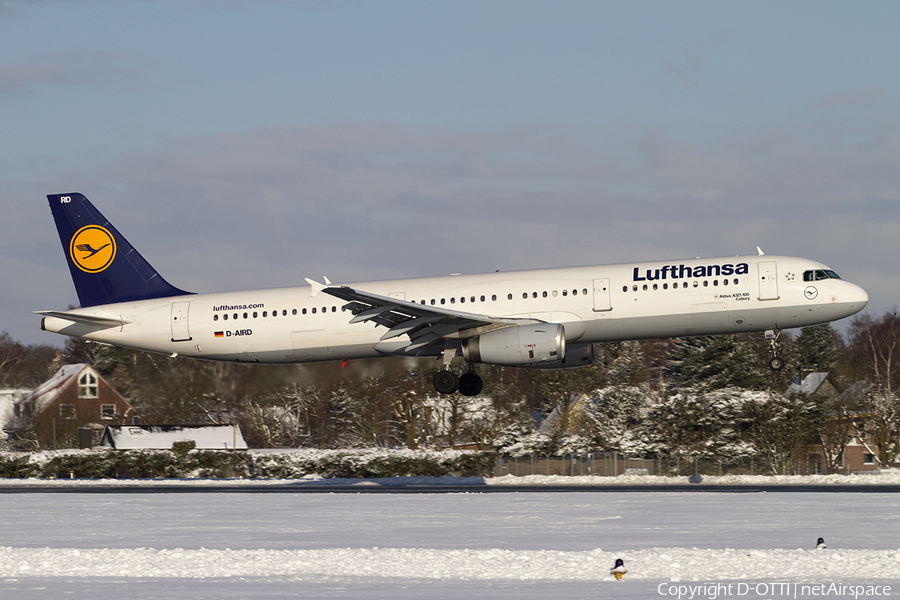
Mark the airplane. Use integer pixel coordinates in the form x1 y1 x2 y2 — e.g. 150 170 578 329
38 192 869 396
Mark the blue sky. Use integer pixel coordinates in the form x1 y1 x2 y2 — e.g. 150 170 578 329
1 0 898 345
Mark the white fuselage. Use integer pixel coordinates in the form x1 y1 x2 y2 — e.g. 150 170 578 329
41 254 869 364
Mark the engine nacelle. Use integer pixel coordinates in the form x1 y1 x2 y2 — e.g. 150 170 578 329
461 323 566 366
525 342 596 370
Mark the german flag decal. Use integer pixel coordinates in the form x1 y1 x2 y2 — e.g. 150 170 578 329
214 332 224 338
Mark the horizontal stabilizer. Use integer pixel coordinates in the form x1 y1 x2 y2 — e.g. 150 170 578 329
33 310 130 328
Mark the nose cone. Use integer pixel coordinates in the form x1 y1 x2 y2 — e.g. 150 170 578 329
842 281 869 317
850 282 869 308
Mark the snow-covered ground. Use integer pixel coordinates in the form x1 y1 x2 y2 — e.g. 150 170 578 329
0 484 897 599
1 469 899 488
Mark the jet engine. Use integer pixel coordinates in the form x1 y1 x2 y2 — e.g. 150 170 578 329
525 342 596 370
461 323 565 366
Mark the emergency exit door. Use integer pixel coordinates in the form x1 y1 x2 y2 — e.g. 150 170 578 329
593 278 612 312
171 301 192 342
758 261 779 301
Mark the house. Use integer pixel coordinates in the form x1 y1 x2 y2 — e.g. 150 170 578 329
100 424 248 450
0 388 31 448
7 364 135 449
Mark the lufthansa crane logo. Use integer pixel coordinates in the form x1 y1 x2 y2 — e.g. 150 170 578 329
70 225 116 273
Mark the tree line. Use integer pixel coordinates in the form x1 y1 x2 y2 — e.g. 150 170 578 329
2 311 899 472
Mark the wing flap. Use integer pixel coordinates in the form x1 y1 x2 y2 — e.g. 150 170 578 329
319 284 538 356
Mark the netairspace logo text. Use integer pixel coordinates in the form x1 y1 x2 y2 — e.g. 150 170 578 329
657 582 892 600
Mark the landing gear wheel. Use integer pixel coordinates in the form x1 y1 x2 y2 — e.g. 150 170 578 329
433 370 459 394
458 372 483 397
769 356 785 371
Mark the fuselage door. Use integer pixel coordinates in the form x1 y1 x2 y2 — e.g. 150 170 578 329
758 261 780 301
592 278 612 312
171 301 192 342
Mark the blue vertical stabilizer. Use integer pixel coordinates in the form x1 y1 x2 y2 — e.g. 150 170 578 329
48 193 193 307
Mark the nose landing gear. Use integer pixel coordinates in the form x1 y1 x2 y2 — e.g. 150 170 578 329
766 329 785 371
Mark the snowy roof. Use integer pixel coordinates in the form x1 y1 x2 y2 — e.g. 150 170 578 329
101 424 248 450
16 364 96 415
537 394 587 435
785 372 831 397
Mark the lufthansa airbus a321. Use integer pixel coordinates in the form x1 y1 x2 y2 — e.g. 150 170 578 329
38 193 869 395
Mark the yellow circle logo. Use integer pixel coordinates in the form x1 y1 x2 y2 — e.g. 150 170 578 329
70 225 116 273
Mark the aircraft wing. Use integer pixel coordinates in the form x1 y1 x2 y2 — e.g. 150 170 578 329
308 280 538 355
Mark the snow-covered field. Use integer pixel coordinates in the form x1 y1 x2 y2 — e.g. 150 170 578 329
0 482 898 599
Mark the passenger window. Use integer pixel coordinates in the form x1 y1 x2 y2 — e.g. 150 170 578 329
460 297 464 303
243 313 248 319
472 296 476 303
332 306 336 312
632 285 638 292
663 283 668 290
312 308 316 314
508 294 513 300
223 314 228 321
703 281 708 287
292 309 297 315
492 295 497 301
451 298 456 304
573 289 578 296
642 284 648 291
653 284 658 290
214 314 218 321
263 311 268 317
533 292 538 298
583 289 588 295
542 291 548 298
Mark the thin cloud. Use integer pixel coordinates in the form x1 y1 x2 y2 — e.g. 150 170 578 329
0 47 151 97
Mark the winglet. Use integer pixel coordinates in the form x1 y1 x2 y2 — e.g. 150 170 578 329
757 246 765 255
305 276 333 297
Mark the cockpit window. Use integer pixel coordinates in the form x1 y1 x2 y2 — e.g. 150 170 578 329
803 269 841 282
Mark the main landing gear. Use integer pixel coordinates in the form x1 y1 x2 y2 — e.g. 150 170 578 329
432 349 484 396
766 329 784 371
433 369 484 396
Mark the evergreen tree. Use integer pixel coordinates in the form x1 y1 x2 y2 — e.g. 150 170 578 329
329 382 365 447
743 392 824 475
578 386 650 454
668 335 769 390
797 324 843 374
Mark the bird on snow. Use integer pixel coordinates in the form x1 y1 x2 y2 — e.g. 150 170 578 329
816 537 827 549
610 558 627 580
